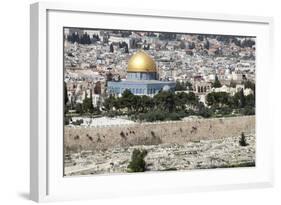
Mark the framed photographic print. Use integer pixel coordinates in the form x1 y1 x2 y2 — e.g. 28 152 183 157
30 2 274 202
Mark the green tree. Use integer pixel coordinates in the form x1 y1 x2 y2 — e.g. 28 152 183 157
197 102 212 118
245 93 255 107
175 81 187 91
236 89 246 108
120 89 135 112
241 106 255 115
127 149 148 172
185 92 199 105
243 80 255 95
154 91 176 113
212 75 222 88
188 42 195 49
82 90 94 114
106 72 113 82
64 81 68 105
75 103 83 115
239 132 248 146
64 116 70 125
175 92 188 110
103 95 116 112
139 95 153 113
185 81 193 91
110 43 114 52
206 92 230 108
204 40 210 50
180 41 186 49
131 95 142 113
124 44 129 53
175 92 198 111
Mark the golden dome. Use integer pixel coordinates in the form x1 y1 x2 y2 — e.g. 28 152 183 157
127 50 157 73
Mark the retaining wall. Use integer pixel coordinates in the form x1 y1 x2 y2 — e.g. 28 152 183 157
64 116 255 152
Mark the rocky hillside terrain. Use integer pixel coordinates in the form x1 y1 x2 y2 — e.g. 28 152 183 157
64 133 255 176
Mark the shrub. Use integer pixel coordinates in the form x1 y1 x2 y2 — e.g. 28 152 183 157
72 119 83 126
136 112 165 122
120 131 127 140
198 106 213 118
127 149 148 172
185 109 196 116
164 112 180 121
239 132 248 146
241 106 255 115
136 111 187 122
75 103 83 114
218 106 232 115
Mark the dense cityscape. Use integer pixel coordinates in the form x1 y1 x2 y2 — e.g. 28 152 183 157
63 28 256 175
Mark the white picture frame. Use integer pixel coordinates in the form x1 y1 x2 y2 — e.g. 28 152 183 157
30 2 274 202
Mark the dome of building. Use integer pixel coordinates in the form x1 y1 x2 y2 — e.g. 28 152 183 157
127 50 157 73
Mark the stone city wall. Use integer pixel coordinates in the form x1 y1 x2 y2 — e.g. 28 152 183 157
64 116 255 153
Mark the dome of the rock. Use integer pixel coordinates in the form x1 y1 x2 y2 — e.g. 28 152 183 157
127 50 157 73
108 50 175 97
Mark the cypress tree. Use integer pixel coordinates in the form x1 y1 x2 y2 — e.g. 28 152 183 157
110 44 114 52
64 82 68 105
212 75 222 88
